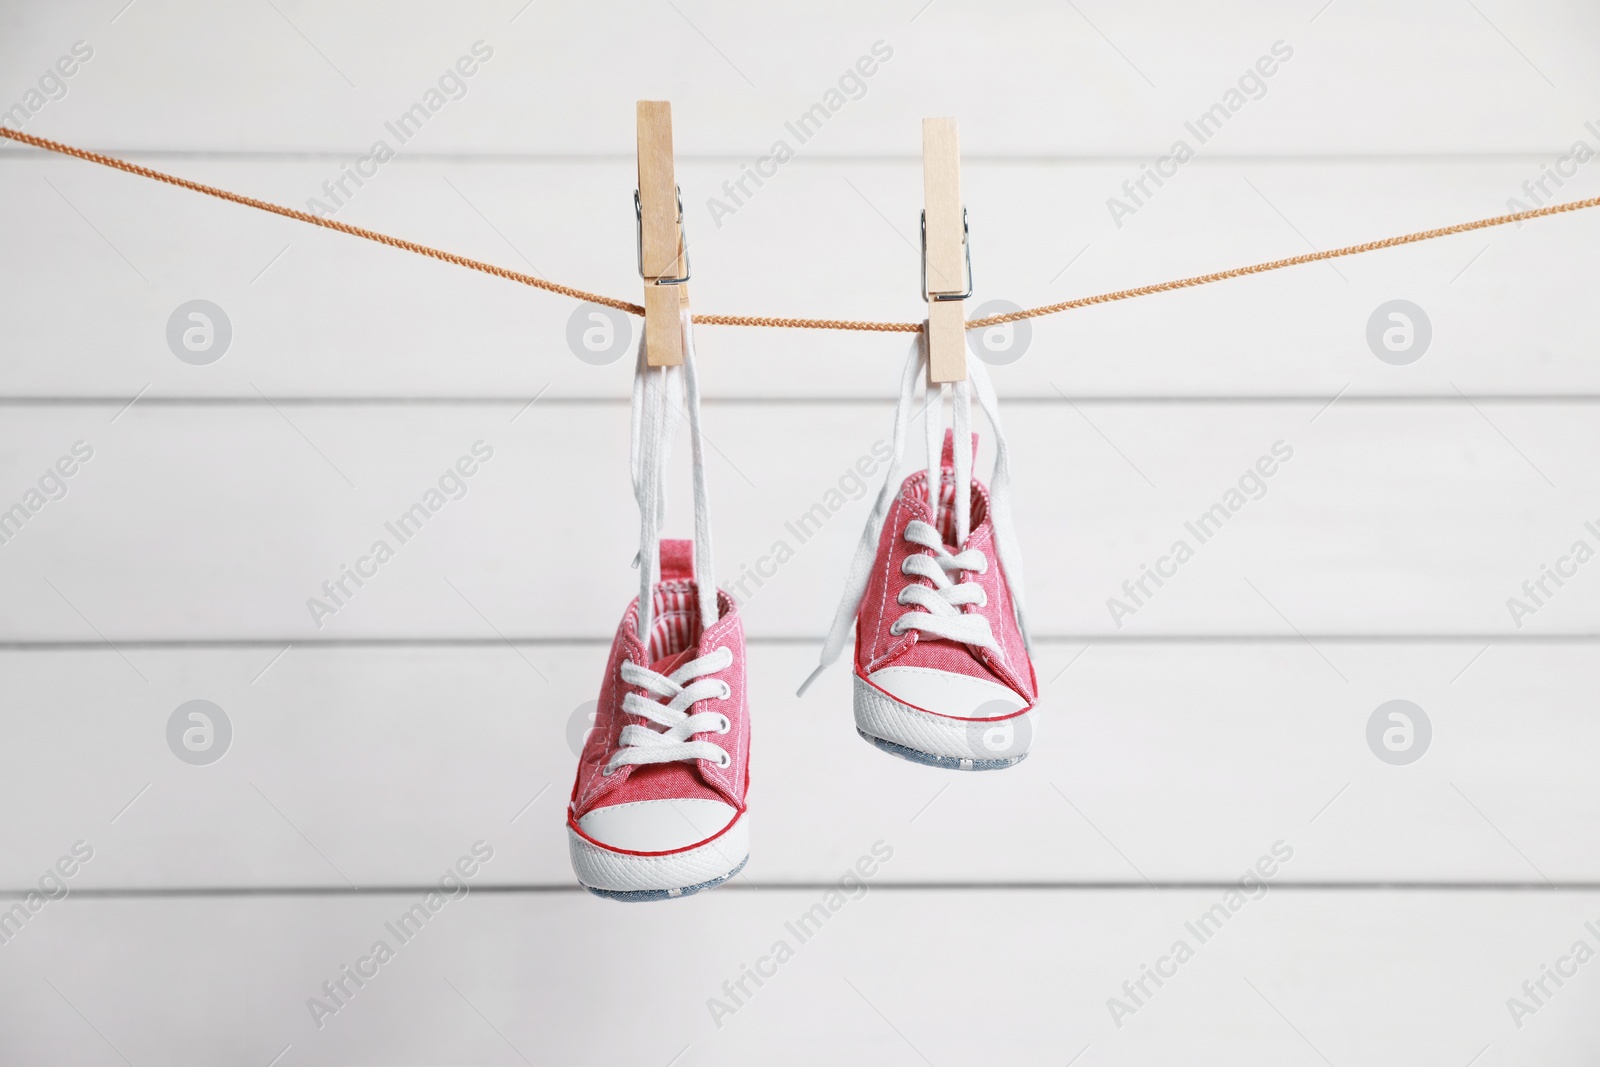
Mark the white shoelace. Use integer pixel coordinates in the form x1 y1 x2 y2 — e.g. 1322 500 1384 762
629 307 718 639
605 646 733 773
612 308 728 772
891 519 995 647
798 329 1030 696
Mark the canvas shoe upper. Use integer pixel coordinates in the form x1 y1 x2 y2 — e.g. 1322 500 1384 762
568 539 750 900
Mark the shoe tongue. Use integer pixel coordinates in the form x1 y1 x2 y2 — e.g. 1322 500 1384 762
650 645 698 677
659 539 695 581
940 428 979 471
930 429 983 539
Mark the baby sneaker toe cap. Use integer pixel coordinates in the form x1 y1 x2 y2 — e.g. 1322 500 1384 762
866 665 1027 719
577 797 738 854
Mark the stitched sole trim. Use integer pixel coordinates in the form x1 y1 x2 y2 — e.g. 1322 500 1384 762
857 730 1027 772
853 674 1031 771
584 855 748 902
568 816 749 899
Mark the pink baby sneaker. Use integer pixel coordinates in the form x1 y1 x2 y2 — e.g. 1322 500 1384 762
568 539 749 900
801 333 1036 770
567 311 749 899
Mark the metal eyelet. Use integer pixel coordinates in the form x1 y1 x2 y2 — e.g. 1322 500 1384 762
717 681 732 700
600 765 614 777
715 714 731 734
889 621 905 636
715 751 731 768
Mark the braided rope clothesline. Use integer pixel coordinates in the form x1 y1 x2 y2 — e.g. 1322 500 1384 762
4 126 1598 333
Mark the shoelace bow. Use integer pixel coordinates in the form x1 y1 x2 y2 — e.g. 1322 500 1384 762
890 519 996 649
606 646 733 774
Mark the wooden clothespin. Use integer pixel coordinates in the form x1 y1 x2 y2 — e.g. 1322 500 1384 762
636 100 691 367
921 117 971 383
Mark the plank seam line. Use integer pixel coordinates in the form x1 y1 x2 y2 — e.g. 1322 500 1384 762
8 395 1600 406
13 882 1596 898
1 635 1597 650
3 150 1587 165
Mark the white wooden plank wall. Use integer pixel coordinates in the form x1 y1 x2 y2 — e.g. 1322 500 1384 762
1 1 1597 1063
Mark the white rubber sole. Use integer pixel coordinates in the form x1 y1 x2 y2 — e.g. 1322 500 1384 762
568 815 749 901
853 674 1032 771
